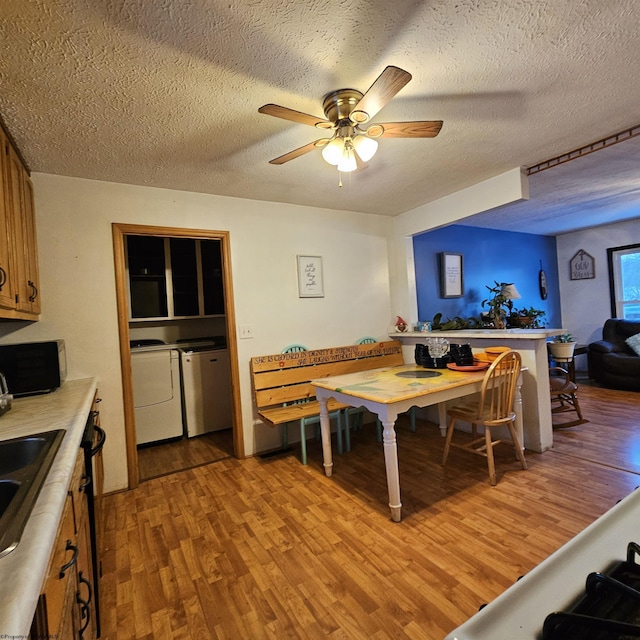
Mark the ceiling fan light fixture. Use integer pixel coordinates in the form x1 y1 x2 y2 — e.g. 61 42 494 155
260 66 443 177
352 134 378 162
337 146 357 172
321 137 345 165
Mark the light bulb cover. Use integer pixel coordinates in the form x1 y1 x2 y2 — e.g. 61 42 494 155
337 148 357 172
321 137 345 165
352 135 378 162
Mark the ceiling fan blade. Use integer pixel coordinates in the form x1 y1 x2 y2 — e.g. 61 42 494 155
268 139 329 165
367 121 444 138
349 66 412 124
259 104 332 128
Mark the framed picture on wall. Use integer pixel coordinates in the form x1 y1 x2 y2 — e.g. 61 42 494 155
439 252 464 298
297 255 324 297
570 249 595 280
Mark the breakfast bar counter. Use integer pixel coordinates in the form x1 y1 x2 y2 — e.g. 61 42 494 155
391 329 564 452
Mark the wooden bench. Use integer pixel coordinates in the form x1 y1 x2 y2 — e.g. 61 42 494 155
250 340 404 463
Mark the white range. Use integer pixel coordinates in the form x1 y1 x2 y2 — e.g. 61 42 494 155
445 487 640 639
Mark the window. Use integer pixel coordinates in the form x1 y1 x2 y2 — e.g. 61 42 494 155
608 243 640 319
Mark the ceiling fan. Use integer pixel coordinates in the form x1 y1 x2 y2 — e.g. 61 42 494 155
259 66 443 176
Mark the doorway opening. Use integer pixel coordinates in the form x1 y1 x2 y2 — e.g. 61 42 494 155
112 223 244 488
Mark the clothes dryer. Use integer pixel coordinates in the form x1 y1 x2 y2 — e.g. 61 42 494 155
131 346 184 445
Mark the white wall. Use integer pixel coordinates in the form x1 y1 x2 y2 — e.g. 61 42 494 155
0 167 547 493
556 218 640 348
0 174 394 493
389 168 530 360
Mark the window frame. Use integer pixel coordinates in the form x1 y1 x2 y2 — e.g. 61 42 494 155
607 243 640 319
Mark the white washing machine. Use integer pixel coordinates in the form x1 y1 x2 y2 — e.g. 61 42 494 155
180 347 232 436
131 346 184 445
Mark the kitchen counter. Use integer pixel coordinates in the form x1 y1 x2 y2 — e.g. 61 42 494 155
392 328 564 341
0 377 97 637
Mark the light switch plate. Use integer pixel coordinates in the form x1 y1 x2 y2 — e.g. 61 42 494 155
239 324 254 339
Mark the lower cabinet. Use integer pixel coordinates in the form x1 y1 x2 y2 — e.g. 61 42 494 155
75 485 97 640
31 447 98 639
31 491 78 639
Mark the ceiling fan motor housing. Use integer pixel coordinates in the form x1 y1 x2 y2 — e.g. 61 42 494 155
322 89 364 124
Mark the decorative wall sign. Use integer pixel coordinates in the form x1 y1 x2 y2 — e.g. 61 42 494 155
297 255 324 297
539 263 548 300
439 252 464 298
570 249 595 280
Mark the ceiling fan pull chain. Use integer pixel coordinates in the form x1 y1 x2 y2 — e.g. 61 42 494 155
338 171 343 188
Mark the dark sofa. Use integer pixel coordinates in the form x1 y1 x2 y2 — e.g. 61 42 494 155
588 319 640 390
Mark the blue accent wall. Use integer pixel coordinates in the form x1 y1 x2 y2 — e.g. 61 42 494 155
413 225 561 327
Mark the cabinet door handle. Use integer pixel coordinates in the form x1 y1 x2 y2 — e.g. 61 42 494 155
0 266 6 290
78 600 90 637
91 424 106 456
78 570 93 605
27 280 38 302
77 571 93 636
79 473 92 492
59 539 78 578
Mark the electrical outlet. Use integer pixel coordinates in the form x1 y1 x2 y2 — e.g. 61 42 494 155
239 324 254 339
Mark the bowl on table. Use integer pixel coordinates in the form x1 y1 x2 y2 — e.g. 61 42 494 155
484 346 510 361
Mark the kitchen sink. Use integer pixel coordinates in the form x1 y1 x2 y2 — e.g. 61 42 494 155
0 430 66 558
0 480 20 514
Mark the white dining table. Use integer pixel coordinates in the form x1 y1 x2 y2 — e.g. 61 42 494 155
312 363 524 522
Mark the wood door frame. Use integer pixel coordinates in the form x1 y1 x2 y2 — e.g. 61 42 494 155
112 223 244 490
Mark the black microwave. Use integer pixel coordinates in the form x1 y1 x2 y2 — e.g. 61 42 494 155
0 340 67 396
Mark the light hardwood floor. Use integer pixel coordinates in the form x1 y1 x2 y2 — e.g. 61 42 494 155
137 429 234 481
99 383 640 639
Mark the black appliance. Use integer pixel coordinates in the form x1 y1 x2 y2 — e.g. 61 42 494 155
543 541 640 639
81 406 106 638
0 340 66 396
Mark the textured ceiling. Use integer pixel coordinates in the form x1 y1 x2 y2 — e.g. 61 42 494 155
464 132 640 235
1 0 640 231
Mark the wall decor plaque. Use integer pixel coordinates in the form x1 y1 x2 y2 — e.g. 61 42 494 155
297 255 324 297
570 249 595 280
439 252 464 298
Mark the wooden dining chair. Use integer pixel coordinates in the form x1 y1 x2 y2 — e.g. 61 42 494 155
442 350 527 486
280 344 344 464
549 366 583 423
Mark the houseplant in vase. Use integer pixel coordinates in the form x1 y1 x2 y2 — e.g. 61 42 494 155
481 281 514 329
548 332 576 360
510 306 546 328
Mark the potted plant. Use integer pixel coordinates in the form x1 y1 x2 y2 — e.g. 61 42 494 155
481 281 514 329
510 306 546 328
548 332 576 360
